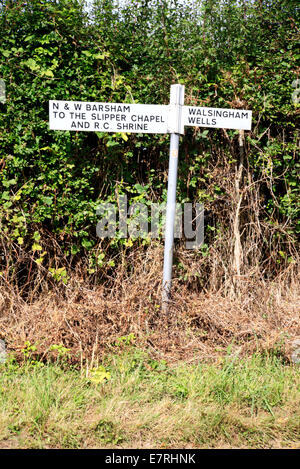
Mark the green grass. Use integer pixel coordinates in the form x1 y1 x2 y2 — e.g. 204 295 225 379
0 349 299 449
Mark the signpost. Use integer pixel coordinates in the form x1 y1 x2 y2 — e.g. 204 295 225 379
49 85 252 312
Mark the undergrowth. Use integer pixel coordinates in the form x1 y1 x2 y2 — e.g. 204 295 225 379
0 245 299 363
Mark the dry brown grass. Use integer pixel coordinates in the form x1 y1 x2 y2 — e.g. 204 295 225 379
0 243 299 363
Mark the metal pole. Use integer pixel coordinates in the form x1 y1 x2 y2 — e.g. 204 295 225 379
162 84 185 312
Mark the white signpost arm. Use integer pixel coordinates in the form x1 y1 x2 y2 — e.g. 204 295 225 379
162 84 185 312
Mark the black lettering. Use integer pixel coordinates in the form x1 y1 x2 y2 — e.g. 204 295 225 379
69 112 86 119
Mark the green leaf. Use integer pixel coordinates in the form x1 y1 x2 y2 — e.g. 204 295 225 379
32 243 42 252
41 69 54 78
23 58 40 71
42 196 53 206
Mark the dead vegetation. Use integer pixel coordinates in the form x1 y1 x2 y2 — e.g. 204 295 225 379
0 243 299 364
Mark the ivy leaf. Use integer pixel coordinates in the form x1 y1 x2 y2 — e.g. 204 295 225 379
23 58 40 71
41 69 54 78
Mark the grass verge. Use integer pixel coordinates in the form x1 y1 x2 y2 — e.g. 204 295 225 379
0 348 299 449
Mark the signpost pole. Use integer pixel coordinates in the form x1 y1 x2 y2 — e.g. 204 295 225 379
162 84 185 312
49 90 251 316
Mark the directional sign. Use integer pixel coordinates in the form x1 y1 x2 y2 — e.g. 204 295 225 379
183 105 252 130
49 100 252 133
49 100 168 134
